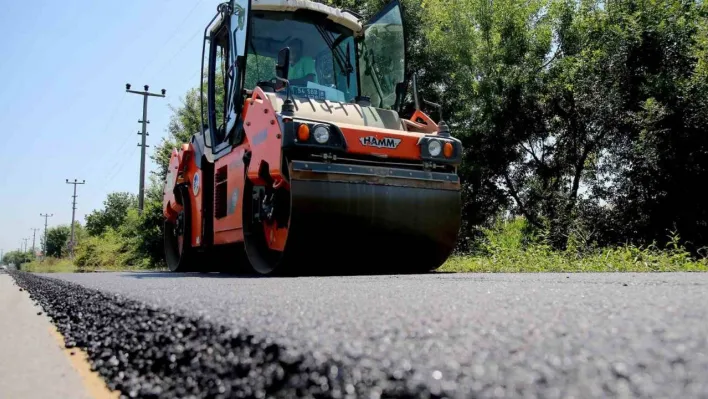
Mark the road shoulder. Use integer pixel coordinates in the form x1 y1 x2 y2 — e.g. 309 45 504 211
0 273 117 399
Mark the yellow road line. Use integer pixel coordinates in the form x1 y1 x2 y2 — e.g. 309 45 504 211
48 326 121 399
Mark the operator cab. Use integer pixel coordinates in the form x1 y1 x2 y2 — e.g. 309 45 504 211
201 0 407 158
245 9 359 104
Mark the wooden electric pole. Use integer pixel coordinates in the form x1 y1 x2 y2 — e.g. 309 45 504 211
40 213 53 259
125 83 166 213
31 228 40 254
66 179 86 258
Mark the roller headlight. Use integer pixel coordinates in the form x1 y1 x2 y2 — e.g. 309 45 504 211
313 126 330 144
428 140 442 157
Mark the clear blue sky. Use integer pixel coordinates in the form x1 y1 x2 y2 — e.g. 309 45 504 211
0 0 223 254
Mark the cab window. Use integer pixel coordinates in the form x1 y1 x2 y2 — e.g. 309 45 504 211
208 24 232 144
358 2 406 110
244 11 358 103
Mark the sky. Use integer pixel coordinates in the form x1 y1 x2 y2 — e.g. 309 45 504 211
0 0 224 254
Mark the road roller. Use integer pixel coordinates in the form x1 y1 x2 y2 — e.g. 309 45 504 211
162 0 463 275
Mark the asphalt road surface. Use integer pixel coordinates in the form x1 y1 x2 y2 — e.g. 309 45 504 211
8 271 708 398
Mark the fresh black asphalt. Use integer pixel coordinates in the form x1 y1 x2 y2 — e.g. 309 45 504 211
9 271 708 398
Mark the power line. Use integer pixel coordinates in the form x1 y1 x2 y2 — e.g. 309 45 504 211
96 125 144 195
104 130 136 171
93 93 127 161
148 29 202 82
98 148 139 195
135 0 207 81
92 1 206 202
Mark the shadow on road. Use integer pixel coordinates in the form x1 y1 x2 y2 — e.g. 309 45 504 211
120 272 259 279
119 270 450 279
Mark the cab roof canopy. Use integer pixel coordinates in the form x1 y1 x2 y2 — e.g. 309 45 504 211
250 0 363 33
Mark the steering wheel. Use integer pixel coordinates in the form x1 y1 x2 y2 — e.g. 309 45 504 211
256 80 278 92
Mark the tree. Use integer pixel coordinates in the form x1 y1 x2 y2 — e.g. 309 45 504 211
152 66 226 182
497 0 636 247
422 0 708 251
71 221 87 245
115 176 166 267
422 0 555 243
84 192 138 236
41 225 71 258
2 250 34 268
75 177 166 268
600 0 708 252
152 87 204 181
136 177 169 266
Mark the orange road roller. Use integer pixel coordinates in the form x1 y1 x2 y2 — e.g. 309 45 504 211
162 0 462 275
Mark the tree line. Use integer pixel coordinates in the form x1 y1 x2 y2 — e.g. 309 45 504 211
342 0 707 254
6 0 706 269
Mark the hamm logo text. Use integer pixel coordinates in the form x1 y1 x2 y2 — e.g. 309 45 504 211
359 136 401 149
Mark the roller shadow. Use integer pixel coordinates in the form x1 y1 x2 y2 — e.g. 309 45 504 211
119 269 452 279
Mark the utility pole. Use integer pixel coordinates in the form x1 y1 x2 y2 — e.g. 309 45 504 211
40 213 53 259
31 228 40 254
22 238 29 253
126 83 166 213
66 179 86 258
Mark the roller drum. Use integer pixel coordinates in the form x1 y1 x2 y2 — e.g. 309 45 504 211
278 161 461 274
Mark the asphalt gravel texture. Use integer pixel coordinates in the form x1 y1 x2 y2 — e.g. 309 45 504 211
8 271 708 399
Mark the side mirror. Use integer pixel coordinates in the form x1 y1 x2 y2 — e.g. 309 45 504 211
423 99 450 136
412 73 421 110
275 47 295 116
276 47 291 80
424 99 444 123
346 42 352 88
393 82 407 113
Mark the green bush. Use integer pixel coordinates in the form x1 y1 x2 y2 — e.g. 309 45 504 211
2 250 35 269
73 179 166 271
442 217 708 273
74 228 151 271
21 258 76 273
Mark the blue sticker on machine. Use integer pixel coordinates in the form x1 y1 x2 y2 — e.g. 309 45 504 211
192 173 200 196
229 150 245 170
253 129 268 146
228 189 239 215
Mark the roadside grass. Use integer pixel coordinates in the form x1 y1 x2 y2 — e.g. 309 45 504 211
21 258 77 273
21 257 166 273
440 249 708 273
439 218 708 273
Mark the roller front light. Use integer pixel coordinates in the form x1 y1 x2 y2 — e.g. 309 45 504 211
313 126 330 144
428 140 442 157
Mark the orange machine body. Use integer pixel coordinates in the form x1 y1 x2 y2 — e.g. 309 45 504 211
161 0 463 274
162 86 461 251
